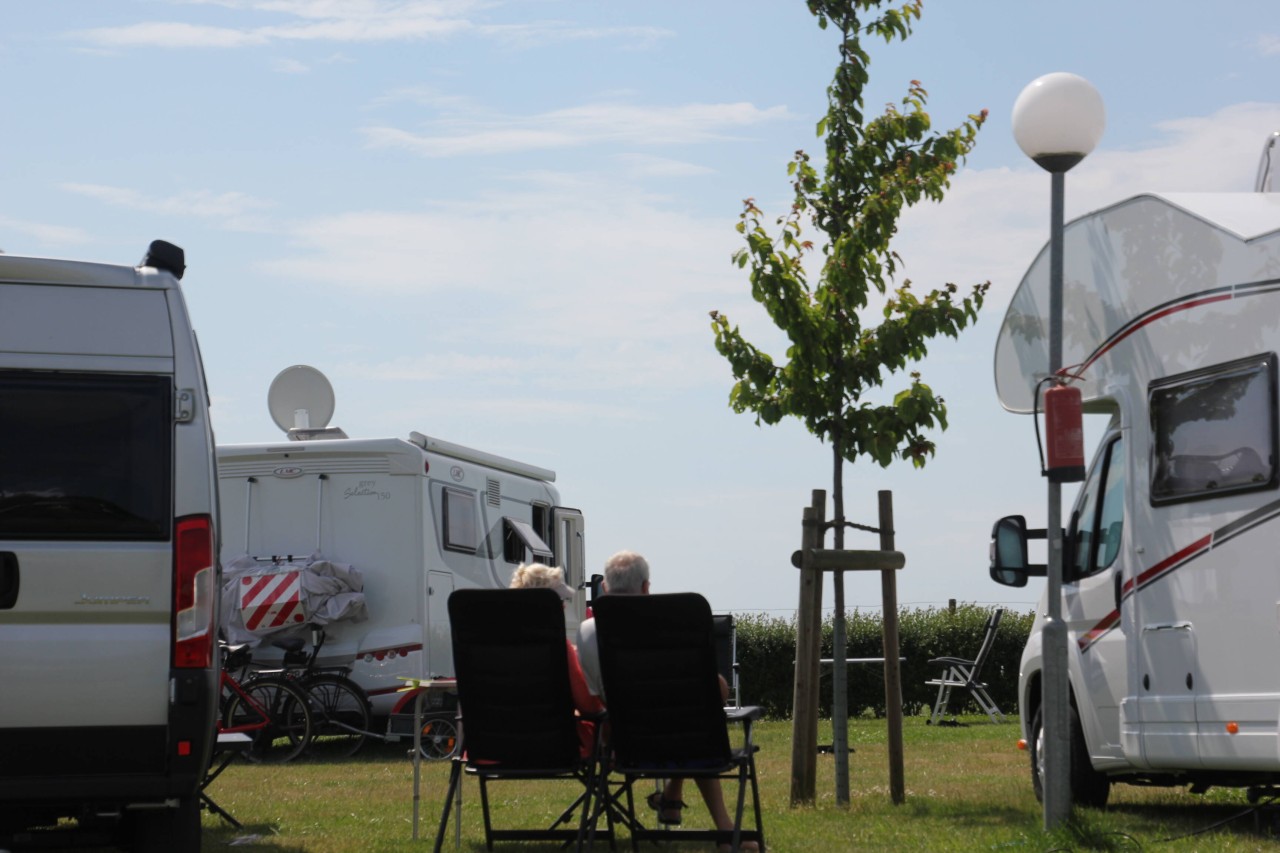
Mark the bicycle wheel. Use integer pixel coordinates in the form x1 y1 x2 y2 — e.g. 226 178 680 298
224 677 313 763
305 674 371 759
416 714 459 761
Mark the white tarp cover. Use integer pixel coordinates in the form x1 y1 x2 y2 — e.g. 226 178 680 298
221 553 368 646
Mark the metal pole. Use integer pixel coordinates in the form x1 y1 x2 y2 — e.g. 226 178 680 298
1042 169 1072 828
832 567 849 805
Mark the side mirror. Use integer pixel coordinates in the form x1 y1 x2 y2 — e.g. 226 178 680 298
990 515 1030 587
989 514 1050 587
588 573 605 601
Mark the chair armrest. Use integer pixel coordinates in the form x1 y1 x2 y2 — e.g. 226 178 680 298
927 656 976 667
726 705 763 724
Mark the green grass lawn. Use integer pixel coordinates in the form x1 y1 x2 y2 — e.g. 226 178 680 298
192 715 1280 852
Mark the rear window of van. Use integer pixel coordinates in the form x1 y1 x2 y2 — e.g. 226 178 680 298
0 372 172 540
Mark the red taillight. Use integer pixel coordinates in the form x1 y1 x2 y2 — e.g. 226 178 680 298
174 514 215 669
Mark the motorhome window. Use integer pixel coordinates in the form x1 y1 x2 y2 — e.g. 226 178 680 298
0 372 171 540
1149 354 1278 505
503 517 553 565
442 488 478 553
1068 437 1124 579
1095 439 1125 570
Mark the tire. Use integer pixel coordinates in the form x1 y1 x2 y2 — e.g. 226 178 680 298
224 677 313 763
415 714 460 761
128 796 201 853
1028 704 1111 808
305 674 371 759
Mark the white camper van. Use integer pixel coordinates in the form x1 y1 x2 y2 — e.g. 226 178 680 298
0 242 219 850
215 367 587 720
989 191 1280 805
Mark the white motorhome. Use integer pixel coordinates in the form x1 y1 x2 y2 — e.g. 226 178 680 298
989 191 1280 805
0 242 219 851
215 367 587 718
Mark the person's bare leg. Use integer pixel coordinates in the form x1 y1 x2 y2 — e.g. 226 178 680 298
694 778 758 852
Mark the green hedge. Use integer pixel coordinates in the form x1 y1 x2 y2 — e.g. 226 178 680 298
732 605 1033 720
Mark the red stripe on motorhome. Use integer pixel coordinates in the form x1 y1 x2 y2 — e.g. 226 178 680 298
1078 294 1232 375
1077 534 1211 653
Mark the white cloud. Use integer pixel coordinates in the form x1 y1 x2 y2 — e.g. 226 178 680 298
615 153 716 178
1259 34 1280 55
69 1 668 50
0 217 93 248
273 57 310 73
59 183 275 219
73 21 270 49
362 101 792 157
476 22 672 50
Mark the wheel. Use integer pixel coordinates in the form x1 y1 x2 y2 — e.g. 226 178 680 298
305 674 371 759
1028 704 1111 808
416 714 459 760
224 677 313 763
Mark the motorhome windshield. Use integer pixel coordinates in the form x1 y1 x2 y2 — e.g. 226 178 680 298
1149 354 1278 505
0 372 172 540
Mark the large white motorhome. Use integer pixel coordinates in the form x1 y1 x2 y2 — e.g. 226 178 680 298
989 190 1280 805
0 242 219 851
215 367 587 718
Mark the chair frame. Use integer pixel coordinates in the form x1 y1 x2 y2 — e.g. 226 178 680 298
925 607 1007 725
433 588 611 852
592 593 765 852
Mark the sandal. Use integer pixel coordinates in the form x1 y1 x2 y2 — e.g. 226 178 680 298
645 790 685 825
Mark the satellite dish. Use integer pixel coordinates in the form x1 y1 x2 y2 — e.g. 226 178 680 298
268 365 335 434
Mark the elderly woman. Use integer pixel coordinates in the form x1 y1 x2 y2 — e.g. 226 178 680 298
509 563 604 757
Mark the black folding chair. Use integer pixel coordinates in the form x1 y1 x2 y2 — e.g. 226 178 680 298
434 588 610 852
925 607 1008 725
592 593 765 852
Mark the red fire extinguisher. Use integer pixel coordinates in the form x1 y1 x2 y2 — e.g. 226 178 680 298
1043 381 1086 482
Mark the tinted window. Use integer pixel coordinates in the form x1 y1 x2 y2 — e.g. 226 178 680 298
0 372 172 540
443 488 477 553
1069 437 1124 579
1150 354 1278 504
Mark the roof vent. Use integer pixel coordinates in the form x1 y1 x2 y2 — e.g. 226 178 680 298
142 240 186 280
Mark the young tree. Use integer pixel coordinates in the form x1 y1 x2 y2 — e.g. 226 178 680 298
710 0 990 802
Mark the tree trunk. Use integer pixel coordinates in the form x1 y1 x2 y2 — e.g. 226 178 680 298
831 443 850 805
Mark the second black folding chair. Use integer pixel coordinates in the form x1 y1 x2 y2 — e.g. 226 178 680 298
591 592 765 852
434 587 610 852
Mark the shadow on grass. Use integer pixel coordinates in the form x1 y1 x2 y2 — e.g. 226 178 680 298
203 821 309 852
1100 800 1280 847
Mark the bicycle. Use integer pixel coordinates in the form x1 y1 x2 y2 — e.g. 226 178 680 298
218 643 313 763
271 626 374 759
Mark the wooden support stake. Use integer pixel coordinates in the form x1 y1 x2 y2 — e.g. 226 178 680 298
789 490 824 806
879 490 906 805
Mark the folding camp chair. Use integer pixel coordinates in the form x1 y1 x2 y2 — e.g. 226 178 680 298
434 588 610 852
592 593 765 853
925 607 1008 725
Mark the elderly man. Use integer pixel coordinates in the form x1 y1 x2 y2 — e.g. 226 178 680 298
575 551 752 851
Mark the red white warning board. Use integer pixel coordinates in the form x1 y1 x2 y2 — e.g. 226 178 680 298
240 570 305 633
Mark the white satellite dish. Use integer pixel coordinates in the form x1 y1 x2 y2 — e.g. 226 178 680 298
267 365 336 434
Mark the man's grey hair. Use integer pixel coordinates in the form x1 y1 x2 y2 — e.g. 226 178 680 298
603 550 649 594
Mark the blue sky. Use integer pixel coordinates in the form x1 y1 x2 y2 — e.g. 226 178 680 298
4 1 1280 618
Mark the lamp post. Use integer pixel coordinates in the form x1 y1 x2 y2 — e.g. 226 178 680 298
1011 72 1105 830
